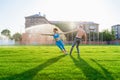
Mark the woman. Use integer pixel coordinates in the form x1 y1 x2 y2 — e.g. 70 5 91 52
42 28 68 55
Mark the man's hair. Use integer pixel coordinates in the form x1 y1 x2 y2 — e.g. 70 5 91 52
53 28 58 31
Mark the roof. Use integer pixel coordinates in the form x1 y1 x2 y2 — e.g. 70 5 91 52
50 21 99 25
112 24 120 27
25 14 45 18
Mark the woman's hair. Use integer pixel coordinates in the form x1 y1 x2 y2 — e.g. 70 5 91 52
53 28 58 31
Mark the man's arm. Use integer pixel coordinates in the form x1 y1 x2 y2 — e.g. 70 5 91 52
84 32 87 44
59 29 77 35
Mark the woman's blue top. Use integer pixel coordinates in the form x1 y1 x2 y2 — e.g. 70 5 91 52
53 33 60 39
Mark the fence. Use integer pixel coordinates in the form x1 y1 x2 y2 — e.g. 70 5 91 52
0 40 120 45
0 40 15 45
66 40 120 45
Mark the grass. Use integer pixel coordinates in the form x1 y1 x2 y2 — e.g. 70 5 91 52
0 45 120 80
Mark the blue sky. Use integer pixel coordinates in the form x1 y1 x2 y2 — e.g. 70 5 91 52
0 0 120 34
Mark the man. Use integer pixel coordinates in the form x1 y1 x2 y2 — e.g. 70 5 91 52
69 25 87 55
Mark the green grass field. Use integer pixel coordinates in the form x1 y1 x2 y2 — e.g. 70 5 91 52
0 45 120 80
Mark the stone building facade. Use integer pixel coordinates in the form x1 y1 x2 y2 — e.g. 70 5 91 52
51 21 99 41
50 21 99 34
80 22 99 42
25 13 49 28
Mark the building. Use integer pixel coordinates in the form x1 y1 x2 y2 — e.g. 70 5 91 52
50 21 99 41
112 24 120 39
22 24 65 45
50 21 99 33
22 13 65 45
22 12 99 44
80 22 99 42
25 12 49 28
79 22 99 34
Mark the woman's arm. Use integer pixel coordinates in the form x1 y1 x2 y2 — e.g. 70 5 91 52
41 33 54 36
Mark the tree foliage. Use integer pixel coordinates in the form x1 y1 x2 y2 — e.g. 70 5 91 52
1 29 11 38
12 33 22 41
99 29 115 41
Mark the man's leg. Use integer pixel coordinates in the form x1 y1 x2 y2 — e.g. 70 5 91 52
76 40 80 54
70 38 77 55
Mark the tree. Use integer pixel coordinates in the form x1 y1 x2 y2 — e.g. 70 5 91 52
12 33 22 41
1 29 11 38
111 30 116 40
102 30 115 41
99 29 115 44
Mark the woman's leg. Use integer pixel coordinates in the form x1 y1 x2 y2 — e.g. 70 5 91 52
59 40 67 52
56 41 67 54
56 42 63 50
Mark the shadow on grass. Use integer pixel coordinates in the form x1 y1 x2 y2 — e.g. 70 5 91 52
91 59 114 80
0 55 65 80
70 55 113 80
